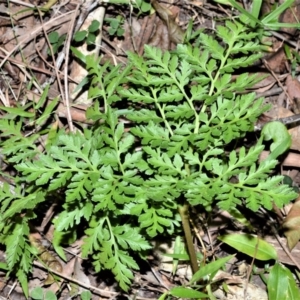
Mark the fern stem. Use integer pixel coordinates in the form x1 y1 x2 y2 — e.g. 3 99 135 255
151 88 174 136
209 37 236 96
156 61 199 128
178 202 199 274
169 75 199 128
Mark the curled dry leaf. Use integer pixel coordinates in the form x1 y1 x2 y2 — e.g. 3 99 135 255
265 48 287 73
29 235 63 285
148 19 170 50
150 0 184 44
283 196 300 250
286 75 300 114
286 75 300 100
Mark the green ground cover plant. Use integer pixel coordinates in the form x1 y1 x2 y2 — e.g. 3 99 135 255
0 11 298 298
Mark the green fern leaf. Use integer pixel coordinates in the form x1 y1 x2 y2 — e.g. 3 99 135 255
55 203 93 231
17 268 30 298
221 54 262 72
2 191 45 223
113 225 151 251
126 109 162 123
82 218 106 257
120 88 155 103
165 103 194 120
200 34 225 60
138 206 175 237
4 219 31 273
111 250 135 291
131 122 170 146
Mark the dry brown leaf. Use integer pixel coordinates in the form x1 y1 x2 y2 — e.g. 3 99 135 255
283 196 300 250
148 19 170 50
29 234 63 285
265 48 287 73
286 75 300 101
286 74 300 113
247 72 277 92
150 0 184 44
265 235 300 266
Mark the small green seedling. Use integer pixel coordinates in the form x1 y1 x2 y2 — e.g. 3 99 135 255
105 16 125 37
31 287 57 300
47 31 66 55
73 20 100 46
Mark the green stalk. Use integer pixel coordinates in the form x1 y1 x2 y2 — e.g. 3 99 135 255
178 202 199 275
